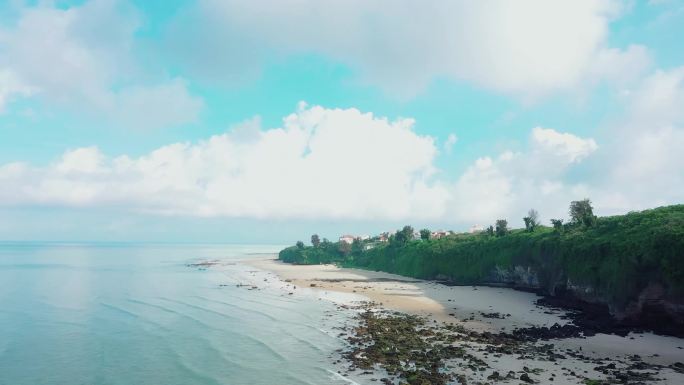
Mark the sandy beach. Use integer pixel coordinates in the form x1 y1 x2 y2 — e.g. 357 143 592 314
246 257 684 385
247 257 571 331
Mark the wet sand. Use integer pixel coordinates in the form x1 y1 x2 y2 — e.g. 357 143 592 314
248 258 573 330
247 257 684 385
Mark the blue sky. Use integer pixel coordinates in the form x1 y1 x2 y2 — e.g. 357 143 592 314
1 0 683 243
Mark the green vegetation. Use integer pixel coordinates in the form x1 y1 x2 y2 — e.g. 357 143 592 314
570 198 596 227
523 208 539 232
279 204 684 311
310 234 320 248
394 225 415 245
551 218 564 232
495 219 508 237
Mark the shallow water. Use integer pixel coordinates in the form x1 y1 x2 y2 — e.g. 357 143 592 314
0 242 356 385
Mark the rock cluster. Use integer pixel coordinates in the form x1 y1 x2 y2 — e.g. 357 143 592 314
334 302 682 385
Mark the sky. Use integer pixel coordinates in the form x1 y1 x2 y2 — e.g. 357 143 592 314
0 0 683 243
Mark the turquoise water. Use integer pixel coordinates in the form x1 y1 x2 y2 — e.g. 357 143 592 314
0 243 356 385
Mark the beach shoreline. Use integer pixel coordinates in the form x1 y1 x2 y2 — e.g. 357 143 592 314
247 257 570 331
245 256 684 385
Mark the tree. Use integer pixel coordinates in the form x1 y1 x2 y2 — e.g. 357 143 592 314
311 234 321 248
551 218 564 232
338 241 351 256
495 219 508 237
394 225 415 245
486 225 494 236
351 238 363 255
296 241 305 249
321 238 333 251
393 231 406 245
401 225 414 241
523 209 539 232
570 199 595 227
419 229 431 240
528 209 539 229
523 217 533 232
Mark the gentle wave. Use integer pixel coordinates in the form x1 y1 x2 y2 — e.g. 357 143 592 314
0 243 355 385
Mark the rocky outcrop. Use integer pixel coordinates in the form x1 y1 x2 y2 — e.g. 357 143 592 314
483 265 684 337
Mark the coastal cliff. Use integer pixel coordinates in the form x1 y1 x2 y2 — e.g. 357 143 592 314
485 263 684 335
279 204 684 336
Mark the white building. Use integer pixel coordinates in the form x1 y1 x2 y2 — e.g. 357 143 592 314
339 234 370 244
469 224 484 233
339 235 355 244
431 230 450 239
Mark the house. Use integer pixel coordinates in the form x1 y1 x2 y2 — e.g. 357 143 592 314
339 234 370 244
431 230 450 239
339 235 355 244
469 224 484 234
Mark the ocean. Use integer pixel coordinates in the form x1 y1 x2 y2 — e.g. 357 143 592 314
0 242 357 385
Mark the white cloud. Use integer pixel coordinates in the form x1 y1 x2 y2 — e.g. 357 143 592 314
171 0 645 99
449 65 684 225
0 0 202 128
448 128 599 225
443 134 458 152
589 44 652 86
630 67 684 124
531 127 598 163
1 91 682 229
55 147 106 174
0 0 650 117
0 69 34 112
110 79 203 129
0 104 448 220
592 67 684 213
450 155 516 223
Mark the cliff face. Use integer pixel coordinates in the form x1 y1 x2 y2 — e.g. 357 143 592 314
485 264 684 336
619 282 684 327
490 265 540 289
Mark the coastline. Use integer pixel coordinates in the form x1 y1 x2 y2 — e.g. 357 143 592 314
247 257 684 385
247 258 570 331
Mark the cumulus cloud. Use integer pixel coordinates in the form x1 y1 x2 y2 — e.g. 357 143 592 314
0 104 448 220
531 127 598 164
451 63 684 225
2 93 682 228
448 128 599 225
54 147 106 174
454 66 684 222
0 105 602 227
0 0 202 128
169 0 646 99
